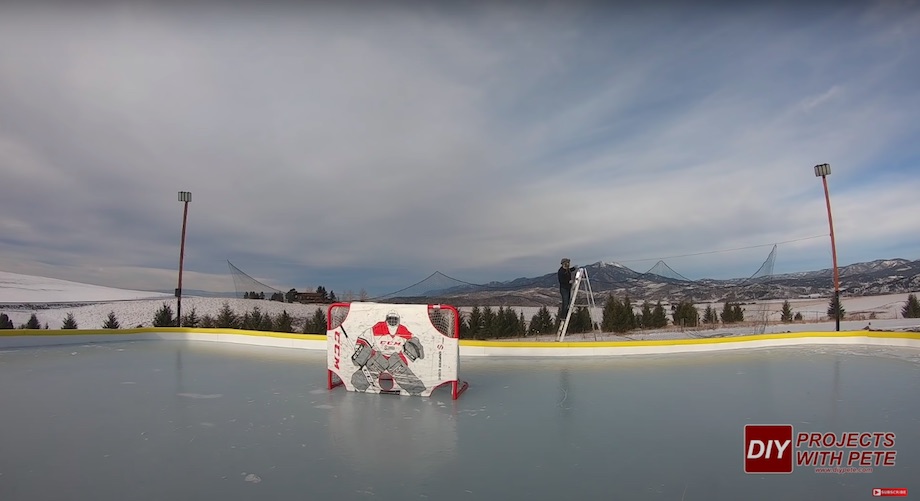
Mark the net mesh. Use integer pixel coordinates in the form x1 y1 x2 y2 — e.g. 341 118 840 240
228 260 283 298
427 305 459 339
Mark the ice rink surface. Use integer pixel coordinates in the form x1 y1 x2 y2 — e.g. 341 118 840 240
1 340 918 501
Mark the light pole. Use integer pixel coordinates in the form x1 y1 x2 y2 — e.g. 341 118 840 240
177 191 192 327
814 163 840 331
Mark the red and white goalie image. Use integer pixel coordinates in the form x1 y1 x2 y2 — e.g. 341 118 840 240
327 302 468 399
351 310 426 395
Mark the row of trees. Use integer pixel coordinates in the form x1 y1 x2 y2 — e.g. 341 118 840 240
3 294 919 333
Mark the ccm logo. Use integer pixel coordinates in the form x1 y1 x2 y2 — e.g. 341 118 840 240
744 425 793 474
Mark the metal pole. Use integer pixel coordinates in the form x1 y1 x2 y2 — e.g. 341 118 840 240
820 175 840 331
177 192 191 327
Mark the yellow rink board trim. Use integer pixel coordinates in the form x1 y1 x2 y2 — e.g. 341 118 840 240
459 330 920 348
0 327 327 341
1 328 919 348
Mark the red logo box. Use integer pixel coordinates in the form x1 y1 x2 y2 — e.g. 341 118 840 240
873 488 908 497
744 424 794 474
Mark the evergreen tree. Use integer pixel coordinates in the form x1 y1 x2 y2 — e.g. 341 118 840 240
528 306 554 336
481 307 495 339
720 302 736 323
780 300 794 323
181 308 200 328
303 309 326 334
639 301 653 329
621 295 637 331
566 307 593 333
328 291 337 303
61 313 78 329
702 305 717 324
285 288 298 303
0 313 13 329
242 306 264 330
153 303 175 327
276 310 294 333
216 302 239 329
258 312 275 331
827 295 845 320
732 304 744 322
270 292 284 302
672 300 699 328
794 312 803 321
650 301 668 328
902 293 920 318
467 306 483 340
315 286 328 301
200 314 216 328
26 313 41 329
103 311 120 329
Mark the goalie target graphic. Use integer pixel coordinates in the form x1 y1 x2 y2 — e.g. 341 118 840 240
327 302 468 399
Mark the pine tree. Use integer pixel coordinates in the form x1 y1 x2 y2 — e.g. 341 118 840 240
181 308 200 328
200 314 216 328
481 307 495 339
827 295 845 320
258 312 275 331
672 300 699 328
216 302 239 329
467 306 483 339
276 310 294 333
651 301 668 328
242 306 264 330
0 313 13 329
902 293 920 318
528 306 553 336
153 304 175 327
780 300 794 323
702 305 717 324
26 313 41 329
61 313 78 329
302 309 325 334
103 311 120 329
639 301 653 329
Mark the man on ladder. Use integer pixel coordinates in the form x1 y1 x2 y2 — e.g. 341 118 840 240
558 258 575 319
556 258 597 342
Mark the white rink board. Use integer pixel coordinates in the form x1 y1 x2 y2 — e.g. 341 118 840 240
327 302 460 397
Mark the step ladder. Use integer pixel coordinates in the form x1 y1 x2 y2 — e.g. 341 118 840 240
556 267 598 342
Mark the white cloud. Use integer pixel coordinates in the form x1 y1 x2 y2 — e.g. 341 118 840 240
0 1 918 293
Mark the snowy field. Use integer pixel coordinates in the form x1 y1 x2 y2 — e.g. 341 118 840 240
1 270 918 339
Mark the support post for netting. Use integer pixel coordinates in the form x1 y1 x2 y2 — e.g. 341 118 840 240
176 191 192 327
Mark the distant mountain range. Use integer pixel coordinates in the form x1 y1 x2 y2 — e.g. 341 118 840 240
385 258 920 307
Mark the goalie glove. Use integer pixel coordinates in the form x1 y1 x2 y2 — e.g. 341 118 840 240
403 337 424 361
351 339 372 367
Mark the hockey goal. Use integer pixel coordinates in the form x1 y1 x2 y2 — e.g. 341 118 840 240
326 302 468 400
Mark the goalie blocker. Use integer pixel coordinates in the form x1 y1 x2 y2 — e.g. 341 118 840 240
327 302 469 400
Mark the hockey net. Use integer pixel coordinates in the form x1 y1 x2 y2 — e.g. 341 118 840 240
326 302 468 400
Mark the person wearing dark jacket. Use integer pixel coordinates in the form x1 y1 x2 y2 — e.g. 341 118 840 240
558 258 576 318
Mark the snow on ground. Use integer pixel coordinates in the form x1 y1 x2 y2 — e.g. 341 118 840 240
1 270 918 337
0 270 171 303
0 271 323 329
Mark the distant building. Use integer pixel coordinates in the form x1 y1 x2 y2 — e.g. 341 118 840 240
293 291 326 304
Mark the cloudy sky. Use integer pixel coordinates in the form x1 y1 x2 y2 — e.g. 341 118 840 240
1 0 918 296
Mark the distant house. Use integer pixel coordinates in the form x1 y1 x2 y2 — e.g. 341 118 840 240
293 291 326 304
